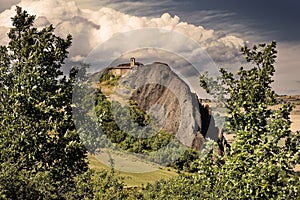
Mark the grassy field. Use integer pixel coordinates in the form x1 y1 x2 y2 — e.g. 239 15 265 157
88 154 178 187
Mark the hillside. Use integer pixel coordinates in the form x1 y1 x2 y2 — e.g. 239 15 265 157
96 61 222 150
112 62 206 148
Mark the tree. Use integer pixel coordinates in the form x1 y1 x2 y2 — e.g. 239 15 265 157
198 41 300 199
0 7 89 199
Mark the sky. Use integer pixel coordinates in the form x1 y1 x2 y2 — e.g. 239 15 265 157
0 0 299 95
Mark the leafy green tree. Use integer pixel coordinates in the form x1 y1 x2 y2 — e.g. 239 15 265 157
198 41 300 199
128 100 151 126
0 7 89 199
171 148 199 172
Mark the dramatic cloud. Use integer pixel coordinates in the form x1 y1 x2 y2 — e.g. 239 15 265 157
1 0 299 94
0 0 246 67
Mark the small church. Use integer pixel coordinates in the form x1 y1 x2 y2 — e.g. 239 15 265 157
109 57 143 77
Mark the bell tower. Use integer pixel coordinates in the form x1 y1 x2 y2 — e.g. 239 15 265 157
130 57 135 67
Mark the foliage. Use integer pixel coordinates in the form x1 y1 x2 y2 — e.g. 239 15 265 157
0 7 89 199
93 89 174 154
198 41 300 199
171 148 200 172
99 70 120 86
128 100 151 126
70 169 132 200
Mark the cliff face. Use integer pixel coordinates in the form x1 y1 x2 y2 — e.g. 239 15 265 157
111 62 205 148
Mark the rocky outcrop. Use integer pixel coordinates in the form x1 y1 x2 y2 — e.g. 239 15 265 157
111 62 205 148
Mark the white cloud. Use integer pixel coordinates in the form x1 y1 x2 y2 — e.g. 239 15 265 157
0 0 20 12
70 54 85 62
0 0 247 67
35 16 50 27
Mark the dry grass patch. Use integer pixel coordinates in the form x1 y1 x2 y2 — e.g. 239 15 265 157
88 153 178 187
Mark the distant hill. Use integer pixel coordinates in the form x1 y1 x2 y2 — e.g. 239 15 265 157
276 95 300 105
